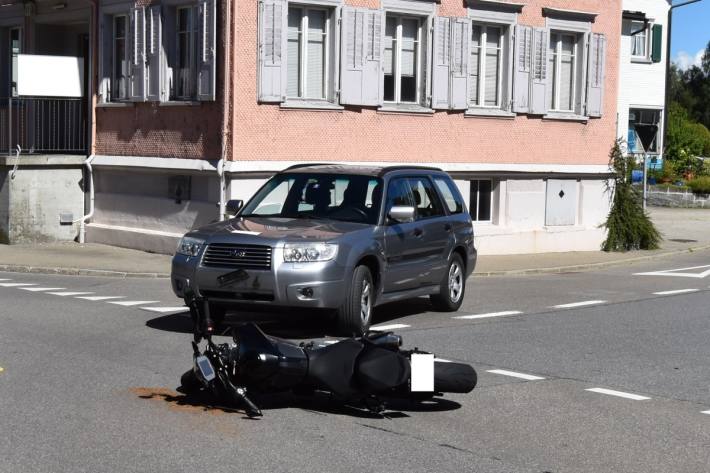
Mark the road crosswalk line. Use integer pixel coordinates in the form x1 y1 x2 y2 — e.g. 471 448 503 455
140 306 189 313
108 300 160 307
0 283 37 287
47 292 94 296
20 287 65 292
76 296 125 301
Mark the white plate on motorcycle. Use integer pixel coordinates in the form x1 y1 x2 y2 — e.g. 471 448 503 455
410 353 434 392
196 355 216 382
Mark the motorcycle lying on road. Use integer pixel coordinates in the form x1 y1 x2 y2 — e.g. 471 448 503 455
179 293 477 417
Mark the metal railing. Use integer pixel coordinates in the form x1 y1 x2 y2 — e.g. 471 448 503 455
0 97 87 155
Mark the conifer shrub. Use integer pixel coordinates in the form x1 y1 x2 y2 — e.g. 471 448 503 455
601 140 662 251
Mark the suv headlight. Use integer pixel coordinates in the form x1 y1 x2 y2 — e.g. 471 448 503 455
283 243 338 262
176 236 205 257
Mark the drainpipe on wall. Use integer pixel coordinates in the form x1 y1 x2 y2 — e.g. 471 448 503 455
74 154 96 244
217 0 232 221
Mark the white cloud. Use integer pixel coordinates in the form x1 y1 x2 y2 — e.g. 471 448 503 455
673 48 704 70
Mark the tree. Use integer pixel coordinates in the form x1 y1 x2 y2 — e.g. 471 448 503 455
601 140 661 252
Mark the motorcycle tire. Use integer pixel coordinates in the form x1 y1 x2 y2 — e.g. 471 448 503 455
180 369 203 394
434 361 477 394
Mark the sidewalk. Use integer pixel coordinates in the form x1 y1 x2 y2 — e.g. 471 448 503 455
1 207 709 278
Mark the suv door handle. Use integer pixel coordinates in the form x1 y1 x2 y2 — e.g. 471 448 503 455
413 228 423 238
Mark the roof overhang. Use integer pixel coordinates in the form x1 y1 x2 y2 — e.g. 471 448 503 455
467 0 525 12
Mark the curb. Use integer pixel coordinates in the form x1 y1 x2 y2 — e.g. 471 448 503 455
472 244 710 277
0 264 170 279
2 244 710 280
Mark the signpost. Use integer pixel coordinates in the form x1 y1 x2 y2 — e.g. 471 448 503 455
634 124 659 211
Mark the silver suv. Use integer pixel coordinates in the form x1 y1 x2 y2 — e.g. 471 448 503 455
171 164 476 335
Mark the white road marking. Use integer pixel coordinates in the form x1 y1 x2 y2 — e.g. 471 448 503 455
0 283 37 287
551 300 606 309
434 358 453 363
140 306 189 313
322 340 340 345
635 264 710 279
585 388 650 401
19 287 65 292
454 310 522 320
701 410 710 415
108 300 160 307
370 323 410 331
486 369 546 381
47 291 94 296
652 289 699 296
76 296 125 301
0 279 12 281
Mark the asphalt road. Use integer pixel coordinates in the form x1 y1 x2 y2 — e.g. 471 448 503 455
1 250 710 472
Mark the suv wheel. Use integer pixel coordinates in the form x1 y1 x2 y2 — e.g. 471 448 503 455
430 253 466 312
335 265 373 336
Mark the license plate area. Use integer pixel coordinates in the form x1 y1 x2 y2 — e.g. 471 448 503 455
410 353 434 392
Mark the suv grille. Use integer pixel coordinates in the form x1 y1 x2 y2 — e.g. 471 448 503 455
202 244 272 270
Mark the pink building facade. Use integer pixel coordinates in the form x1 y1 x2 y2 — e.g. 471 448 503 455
0 0 621 254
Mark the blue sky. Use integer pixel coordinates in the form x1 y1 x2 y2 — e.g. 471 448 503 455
670 0 710 69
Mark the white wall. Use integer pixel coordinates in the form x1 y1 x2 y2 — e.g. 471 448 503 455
617 0 670 150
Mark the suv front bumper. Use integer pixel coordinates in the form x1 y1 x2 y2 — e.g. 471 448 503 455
171 252 348 309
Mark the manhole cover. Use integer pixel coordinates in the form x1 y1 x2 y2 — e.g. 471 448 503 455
669 239 697 243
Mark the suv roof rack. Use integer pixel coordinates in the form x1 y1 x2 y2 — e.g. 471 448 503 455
378 165 443 176
283 163 335 171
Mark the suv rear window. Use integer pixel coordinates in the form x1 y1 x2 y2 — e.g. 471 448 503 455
433 177 465 214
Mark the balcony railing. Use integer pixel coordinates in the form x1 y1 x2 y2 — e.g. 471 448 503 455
0 97 87 155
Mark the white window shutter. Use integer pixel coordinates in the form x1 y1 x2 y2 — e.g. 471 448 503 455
197 0 216 101
512 24 532 113
145 5 162 101
529 27 548 115
449 18 470 110
586 33 605 118
129 7 146 101
339 7 383 107
431 17 450 110
258 0 287 103
99 14 113 102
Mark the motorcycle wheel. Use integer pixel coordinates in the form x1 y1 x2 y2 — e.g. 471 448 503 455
180 369 202 394
434 361 477 394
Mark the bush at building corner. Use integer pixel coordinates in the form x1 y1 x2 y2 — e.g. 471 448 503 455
687 176 710 195
601 140 662 252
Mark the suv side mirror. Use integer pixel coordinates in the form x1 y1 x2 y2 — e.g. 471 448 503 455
226 199 243 216
388 206 415 224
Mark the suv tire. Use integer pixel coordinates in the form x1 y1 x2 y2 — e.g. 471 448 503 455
430 253 466 312
335 265 373 336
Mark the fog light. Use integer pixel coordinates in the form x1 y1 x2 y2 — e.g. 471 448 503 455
300 287 314 298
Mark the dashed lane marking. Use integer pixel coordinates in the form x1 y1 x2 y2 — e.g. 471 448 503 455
486 369 546 381
635 265 710 279
19 287 65 292
370 323 411 331
702 410 710 415
585 388 651 401
652 289 699 296
0 283 37 287
47 292 94 296
140 306 189 313
551 300 607 309
108 300 161 307
0 279 12 281
454 310 523 320
76 296 125 301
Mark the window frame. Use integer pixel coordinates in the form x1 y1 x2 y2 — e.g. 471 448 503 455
9 26 21 97
469 179 493 223
111 14 129 102
286 5 332 101
469 23 505 109
629 20 650 60
173 4 198 101
548 31 578 113
383 13 424 105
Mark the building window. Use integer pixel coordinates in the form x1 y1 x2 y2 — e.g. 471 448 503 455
384 14 423 104
547 32 578 112
112 15 129 101
173 5 198 100
9 27 21 97
628 109 661 154
470 180 492 222
630 21 649 59
287 7 330 100
470 24 503 108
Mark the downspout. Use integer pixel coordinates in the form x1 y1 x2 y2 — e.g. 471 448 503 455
74 154 96 244
217 0 232 221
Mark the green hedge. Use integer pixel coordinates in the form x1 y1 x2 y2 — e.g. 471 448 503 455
687 176 710 194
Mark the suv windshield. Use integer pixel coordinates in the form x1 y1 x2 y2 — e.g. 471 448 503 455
240 173 383 224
